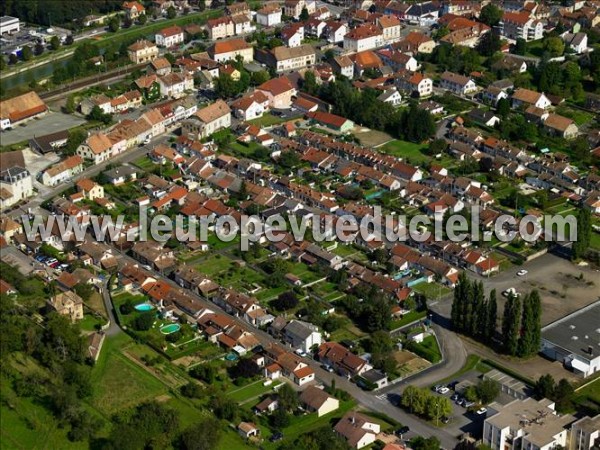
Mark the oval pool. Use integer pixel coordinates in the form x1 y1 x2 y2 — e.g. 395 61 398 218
134 303 155 312
160 323 181 334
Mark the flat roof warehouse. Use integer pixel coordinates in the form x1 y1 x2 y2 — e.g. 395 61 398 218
541 301 600 375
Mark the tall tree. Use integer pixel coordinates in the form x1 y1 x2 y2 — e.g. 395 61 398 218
572 208 591 260
479 4 502 26
502 294 522 356
451 272 467 332
471 281 486 338
534 374 555 400
518 290 542 357
484 289 498 344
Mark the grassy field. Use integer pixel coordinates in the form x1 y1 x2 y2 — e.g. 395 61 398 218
0 376 90 450
555 106 595 126
227 380 283 404
412 282 452 300
248 114 299 127
575 377 600 405
260 400 357 449
388 310 427 331
409 335 442 363
91 334 168 414
379 140 430 165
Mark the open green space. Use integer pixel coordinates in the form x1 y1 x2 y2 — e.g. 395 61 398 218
408 335 442 363
258 399 357 450
91 334 167 414
227 380 283 404
379 140 430 165
388 310 428 331
248 114 299 127
412 282 452 300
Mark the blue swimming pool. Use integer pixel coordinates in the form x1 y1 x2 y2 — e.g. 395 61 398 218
160 323 181 334
135 303 155 312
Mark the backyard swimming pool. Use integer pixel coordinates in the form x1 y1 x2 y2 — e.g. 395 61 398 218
135 303 155 312
160 323 181 334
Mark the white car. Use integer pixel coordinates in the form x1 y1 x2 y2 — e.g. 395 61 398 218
476 407 487 415
517 269 528 276
437 387 450 394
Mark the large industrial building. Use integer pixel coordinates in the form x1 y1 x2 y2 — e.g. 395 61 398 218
541 301 600 378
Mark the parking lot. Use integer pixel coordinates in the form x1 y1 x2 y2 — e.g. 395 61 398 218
1 111 86 146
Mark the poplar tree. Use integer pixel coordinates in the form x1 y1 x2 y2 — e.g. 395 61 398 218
502 293 522 356
451 272 468 332
484 289 498 344
518 290 542 357
472 281 486 338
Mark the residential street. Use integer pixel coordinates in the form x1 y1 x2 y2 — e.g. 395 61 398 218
105 246 462 448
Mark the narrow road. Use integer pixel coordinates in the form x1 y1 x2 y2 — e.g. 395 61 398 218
100 277 121 336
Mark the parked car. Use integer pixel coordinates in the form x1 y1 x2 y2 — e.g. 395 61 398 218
395 426 410 436
517 269 528 276
432 385 442 392
270 432 284 442
476 407 487 415
464 401 475 408
451 393 460 401
295 349 307 357
438 386 450 394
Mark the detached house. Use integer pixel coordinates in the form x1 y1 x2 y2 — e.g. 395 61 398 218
208 38 254 63
256 4 282 27
48 291 84 322
207 17 235 40
344 24 384 52
158 72 194 98
284 0 315 20
127 40 158 64
182 100 231 139
511 88 551 110
543 114 578 139
299 386 339 417
231 91 270 121
282 320 322 353
396 71 433 97
256 45 316 73
440 71 477 96
377 14 402 44
122 1 145 19
257 77 296 109
334 412 380 449
155 25 184 48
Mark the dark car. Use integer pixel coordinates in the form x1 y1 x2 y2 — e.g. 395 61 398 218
447 380 459 390
270 432 284 442
396 426 410 436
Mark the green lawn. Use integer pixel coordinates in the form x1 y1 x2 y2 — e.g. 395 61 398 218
388 310 427 331
261 400 357 449
575 377 600 405
248 114 300 127
555 106 595 126
379 140 430 165
412 282 452 300
227 379 283 404
133 156 156 172
196 254 235 276
409 335 442 363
